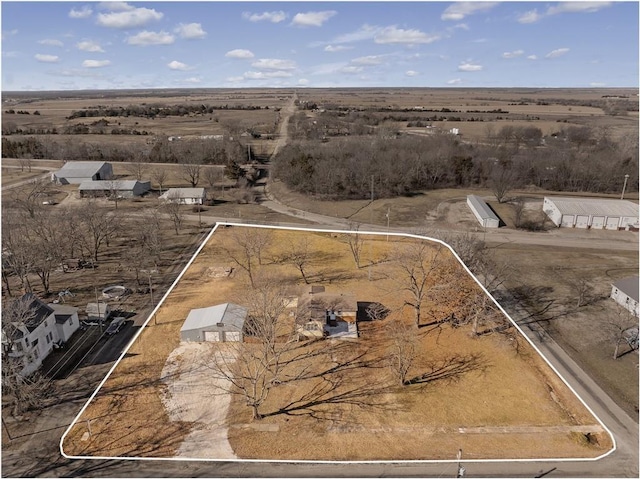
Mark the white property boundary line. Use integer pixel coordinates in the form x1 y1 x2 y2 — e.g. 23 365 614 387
60 222 617 464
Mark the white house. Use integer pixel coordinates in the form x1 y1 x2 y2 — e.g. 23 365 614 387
611 276 639 317
1 294 79 376
159 187 206 205
543 197 639 230
52 161 113 185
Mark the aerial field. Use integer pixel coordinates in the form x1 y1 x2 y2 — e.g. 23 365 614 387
61 225 612 461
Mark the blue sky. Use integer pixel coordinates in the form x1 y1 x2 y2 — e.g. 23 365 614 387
1 1 638 91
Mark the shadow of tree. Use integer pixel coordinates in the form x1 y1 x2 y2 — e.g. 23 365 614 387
406 353 491 386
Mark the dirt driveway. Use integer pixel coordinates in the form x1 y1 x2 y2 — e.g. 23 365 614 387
160 342 237 459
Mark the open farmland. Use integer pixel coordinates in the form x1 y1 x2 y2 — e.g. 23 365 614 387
62 226 611 461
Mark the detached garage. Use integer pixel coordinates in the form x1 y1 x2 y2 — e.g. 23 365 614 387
543 197 639 230
180 303 248 342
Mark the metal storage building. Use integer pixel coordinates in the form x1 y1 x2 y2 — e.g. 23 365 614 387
180 303 248 342
611 276 639 317
79 180 151 198
543 197 639 230
467 195 500 228
52 161 113 185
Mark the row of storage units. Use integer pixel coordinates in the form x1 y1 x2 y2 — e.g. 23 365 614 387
544 197 639 230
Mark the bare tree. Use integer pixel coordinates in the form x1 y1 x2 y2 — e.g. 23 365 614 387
1 295 51 417
608 305 636 360
8 178 52 218
222 228 259 287
74 201 121 262
180 158 202 187
150 167 169 194
286 236 313 284
105 178 123 210
568 278 594 308
1 208 35 293
162 192 184 235
343 224 365 268
489 164 516 203
511 197 526 228
125 152 148 180
203 166 223 188
387 320 419 385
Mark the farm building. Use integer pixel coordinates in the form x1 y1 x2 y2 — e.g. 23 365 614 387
1 294 79 376
543 197 639 230
79 180 151 198
52 161 113 185
611 276 639 317
86 302 111 321
467 195 501 228
159 187 206 205
180 303 248 342
296 286 358 339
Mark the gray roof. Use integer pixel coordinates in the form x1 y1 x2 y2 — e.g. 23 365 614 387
55 161 109 178
5 294 53 340
545 197 638 217
79 180 143 191
160 188 205 199
50 304 78 324
181 303 248 332
467 195 500 222
613 276 639 302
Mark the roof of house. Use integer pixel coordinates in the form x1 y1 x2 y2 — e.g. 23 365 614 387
613 276 639 303
4 294 54 340
467 195 500 222
545 197 639 217
181 303 248 332
159 187 206 199
50 303 78 324
55 161 110 178
79 180 145 191
297 288 357 324
86 302 111 314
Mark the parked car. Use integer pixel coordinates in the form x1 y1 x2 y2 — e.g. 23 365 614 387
105 317 126 335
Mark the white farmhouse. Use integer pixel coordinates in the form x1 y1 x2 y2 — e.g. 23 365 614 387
543 197 638 230
611 276 639 317
159 187 206 205
1 294 80 376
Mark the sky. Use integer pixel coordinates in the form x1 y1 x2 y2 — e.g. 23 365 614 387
1 1 638 91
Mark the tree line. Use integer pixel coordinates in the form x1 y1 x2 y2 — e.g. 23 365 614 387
67 103 270 120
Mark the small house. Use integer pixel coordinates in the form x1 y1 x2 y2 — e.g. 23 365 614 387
86 302 111 321
159 187 206 205
180 303 248 342
52 161 113 185
296 286 358 338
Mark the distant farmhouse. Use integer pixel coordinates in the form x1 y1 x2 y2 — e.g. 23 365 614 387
1 294 79 376
180 303 248 342
611 276 639 317
52 161 113 185
543 197 639 230
159 187 206 205
79 180 151 199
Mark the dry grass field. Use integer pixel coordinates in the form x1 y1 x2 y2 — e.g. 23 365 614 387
62 226 611 461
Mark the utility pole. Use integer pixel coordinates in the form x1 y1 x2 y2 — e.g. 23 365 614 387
456 448 465 478
621 174 630 200
385 207 390 241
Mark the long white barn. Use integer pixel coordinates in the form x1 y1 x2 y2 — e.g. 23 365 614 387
543 197 638 230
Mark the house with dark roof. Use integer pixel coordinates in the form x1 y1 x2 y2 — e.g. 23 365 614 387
180 303 248 342
52 161 113 185
611 276 639 317
1 294 79 376
296 286 358 339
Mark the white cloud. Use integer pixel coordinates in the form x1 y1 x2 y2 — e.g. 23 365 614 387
527 55 538 60
328 24 380 45
242 11 288 23
226 76 245 83
454 23 470 31
174 23 206 39
324 45 352 52
545 48 570 58
458 62 483 72
97 6 163 29
98 2 134 12
298 78 310 85
441 2 498 21
38 39 64 47
167 60 189 71
225 49 255 59
244 70 293 79
502 49 524 59
69 6 93 19
590 82 606 87
351 55 385 66
518 9 542 23
184 77 202 84
547 2 612 16
291 11 337 27
340 66 363 74
77 41 105 52
447 78 462 85
251 58 296 70
375 26 440 44
126 31 175 46
35 54 59 63
405 70 418 77
83 59 111 68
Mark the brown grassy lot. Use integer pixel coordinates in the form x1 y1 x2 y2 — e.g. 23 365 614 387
62 226 611 460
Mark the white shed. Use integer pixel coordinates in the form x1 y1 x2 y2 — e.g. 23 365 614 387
467 195 500 228
543 197 638 230
611 276 639 317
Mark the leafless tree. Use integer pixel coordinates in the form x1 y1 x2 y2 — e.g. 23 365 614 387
568 278 594 308
203 166 223 189
150 167 169 194
1 295 52 417
286 236 313 284
387 320 419 385
607 305 637 360
74 201 121 262
162 192 184 235
511 197 526 228
489 164 516 203
26 210 65 294
105 178 123 210
8 178 52 218
221 228 260 287
180 157 202 187
2 208 35 293
125 152 148 180
343 224 365 268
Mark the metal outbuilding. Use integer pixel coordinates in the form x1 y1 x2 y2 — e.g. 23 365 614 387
52 161 113 185
543 197 639 230
180 303 248 342
611 276 640 317
78 180 151 198
467 195 500 228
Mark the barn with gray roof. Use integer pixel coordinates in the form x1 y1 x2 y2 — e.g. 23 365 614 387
52 161 113 185
180 303 248 342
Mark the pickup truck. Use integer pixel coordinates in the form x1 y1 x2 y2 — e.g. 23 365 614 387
105 317 126 335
